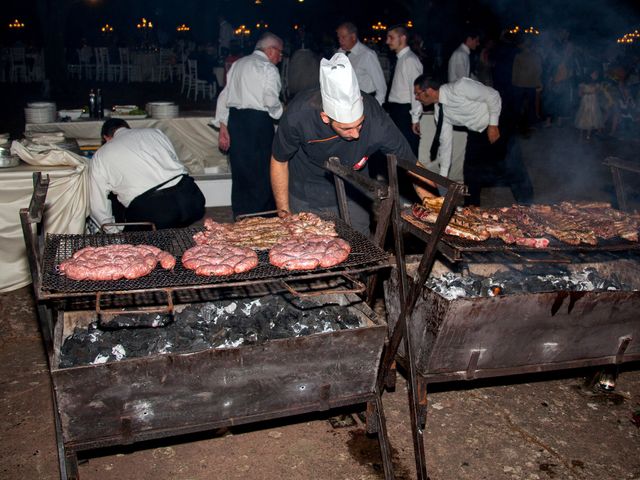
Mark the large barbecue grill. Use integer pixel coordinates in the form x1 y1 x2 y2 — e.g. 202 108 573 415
41 219 389 296
326 154 640 480
21 173 396 480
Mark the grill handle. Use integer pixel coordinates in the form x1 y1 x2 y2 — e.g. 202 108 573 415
95 288 174 317
280 273 366 298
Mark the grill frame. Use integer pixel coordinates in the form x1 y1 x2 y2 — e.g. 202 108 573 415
40 217 390 297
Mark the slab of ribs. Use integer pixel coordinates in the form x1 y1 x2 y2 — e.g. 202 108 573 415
411 198 640 248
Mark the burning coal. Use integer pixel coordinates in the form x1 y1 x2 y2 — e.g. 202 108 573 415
425 267 633 300
59 295 362 368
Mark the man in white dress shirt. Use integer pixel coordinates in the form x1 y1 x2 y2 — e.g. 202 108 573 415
217 15 234 57
89 119 205 231
415 75 533 205
212 32 284 217
336 22 387 106
385 25 423 156
448 28 480 83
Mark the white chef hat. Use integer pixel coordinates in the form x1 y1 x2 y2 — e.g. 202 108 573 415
320 53 363 123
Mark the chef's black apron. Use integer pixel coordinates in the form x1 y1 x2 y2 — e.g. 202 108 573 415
124 174 205 230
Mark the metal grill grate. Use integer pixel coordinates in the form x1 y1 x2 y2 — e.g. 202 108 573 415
41 218 389 294
401 210 640 254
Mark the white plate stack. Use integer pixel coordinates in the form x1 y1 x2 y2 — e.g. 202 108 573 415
147 101 179 119
25 102 57 124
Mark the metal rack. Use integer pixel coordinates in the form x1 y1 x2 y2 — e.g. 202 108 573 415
21 172 397 480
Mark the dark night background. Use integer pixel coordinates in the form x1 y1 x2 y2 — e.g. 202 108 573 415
1 0 640 93
3 0 640 47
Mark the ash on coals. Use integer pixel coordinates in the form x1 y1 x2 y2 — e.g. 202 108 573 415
426 267 631 300
59 295 362 368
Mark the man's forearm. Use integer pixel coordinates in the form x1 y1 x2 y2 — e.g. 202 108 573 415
411 161 437 201
270 156 290 213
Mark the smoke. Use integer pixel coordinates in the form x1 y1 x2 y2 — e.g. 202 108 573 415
479 0 640 43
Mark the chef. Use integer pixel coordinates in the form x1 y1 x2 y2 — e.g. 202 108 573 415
89 118 206 232
270 52 434 234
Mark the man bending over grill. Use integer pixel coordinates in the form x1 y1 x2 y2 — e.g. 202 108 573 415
414 75 533 205
89 118 205 232
270 52 435 235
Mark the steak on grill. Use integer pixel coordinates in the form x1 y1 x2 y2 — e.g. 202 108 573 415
269 235 351 271
411 200 640 247
193 212 337 250
58 244 176 281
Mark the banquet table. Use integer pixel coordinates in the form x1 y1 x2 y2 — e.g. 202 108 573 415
25 113 228 176
25 112 232 209
0 155 88 292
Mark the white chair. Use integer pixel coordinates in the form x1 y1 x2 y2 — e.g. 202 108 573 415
152 49 175 82
78 46 94 80
117 48 141 82
185 59 216 101
30 51 45 82
94 47 109 81
9 47 28 82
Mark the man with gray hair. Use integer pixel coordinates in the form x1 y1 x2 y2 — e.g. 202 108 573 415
336 22 387 105
212 32 284 217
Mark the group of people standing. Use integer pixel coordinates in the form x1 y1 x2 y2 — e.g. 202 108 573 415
87 22 539 235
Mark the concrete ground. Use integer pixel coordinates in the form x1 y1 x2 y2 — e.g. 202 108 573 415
1 81 639 479
1 286 639 480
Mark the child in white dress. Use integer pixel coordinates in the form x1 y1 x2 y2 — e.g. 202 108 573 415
575 68 604 140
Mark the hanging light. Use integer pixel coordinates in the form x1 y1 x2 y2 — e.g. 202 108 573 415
9 19 25 29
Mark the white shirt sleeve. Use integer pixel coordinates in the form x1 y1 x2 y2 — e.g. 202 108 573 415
435 110 454 177
367 51 387 105
408 57 424 124
88 153 119 231
458 79 502 125
212 70 231 127
263 65 283 120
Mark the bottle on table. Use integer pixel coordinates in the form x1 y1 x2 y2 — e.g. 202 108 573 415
96 89 104 119
88 89 97 119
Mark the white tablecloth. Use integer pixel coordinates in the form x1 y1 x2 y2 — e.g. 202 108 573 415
0 148 89 292
25 114 229 175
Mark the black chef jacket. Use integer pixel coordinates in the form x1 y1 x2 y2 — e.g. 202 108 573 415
272 89 416 208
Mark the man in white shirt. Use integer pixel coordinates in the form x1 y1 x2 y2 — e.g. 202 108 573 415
336 22 387 106
217 15 234 57
415 75 533 205
89 119 205 231
448 29 480 83
386 25 423 156
212 32 284 217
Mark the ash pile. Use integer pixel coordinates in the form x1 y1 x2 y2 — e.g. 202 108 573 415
426 267 633 300
59 294 362 368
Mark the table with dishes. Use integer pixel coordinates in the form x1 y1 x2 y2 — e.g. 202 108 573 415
24 101 232 213
25 104 228 176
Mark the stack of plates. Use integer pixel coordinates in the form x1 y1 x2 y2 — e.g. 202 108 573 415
147 101 179 119
25 102 57 124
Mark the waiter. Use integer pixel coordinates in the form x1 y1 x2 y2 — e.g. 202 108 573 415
212 32 284 218
89 118 205 232
270 53 433 234
336 22 387 106
414 75 532 205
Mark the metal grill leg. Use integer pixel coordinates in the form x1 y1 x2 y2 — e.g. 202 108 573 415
53 385 79 480
404 333 428 480
374 393 395 480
